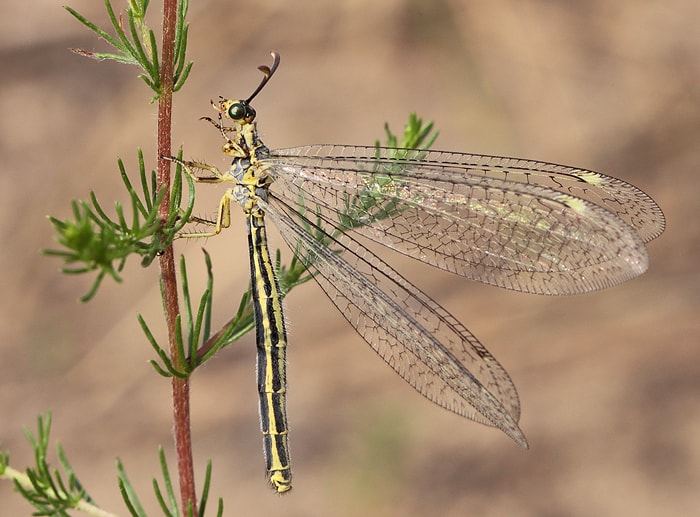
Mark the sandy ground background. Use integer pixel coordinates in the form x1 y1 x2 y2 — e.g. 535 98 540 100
2 1 699 515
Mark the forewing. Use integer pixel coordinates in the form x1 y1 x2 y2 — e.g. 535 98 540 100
267 145 658 294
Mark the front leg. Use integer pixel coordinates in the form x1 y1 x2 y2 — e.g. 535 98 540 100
201 115 238 138
165 155 234 184
201 115 248 157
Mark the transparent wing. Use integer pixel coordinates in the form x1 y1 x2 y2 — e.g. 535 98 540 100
260 195 528 448
267 145 664 295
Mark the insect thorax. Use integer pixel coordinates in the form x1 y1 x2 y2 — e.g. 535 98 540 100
229 143 272 212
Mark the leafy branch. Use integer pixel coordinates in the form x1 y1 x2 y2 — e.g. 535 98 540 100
0 413 114 517
117 448 222 517
44 150 194 301
375 112 439 152
0 413 222 517
44 0 204 513
65 0 192 101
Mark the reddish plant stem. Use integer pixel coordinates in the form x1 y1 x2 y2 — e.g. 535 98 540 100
156 0 197 514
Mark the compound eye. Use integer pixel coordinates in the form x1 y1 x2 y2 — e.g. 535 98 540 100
228 102 247 120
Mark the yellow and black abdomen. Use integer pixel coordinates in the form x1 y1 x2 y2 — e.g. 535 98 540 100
247 208 292 493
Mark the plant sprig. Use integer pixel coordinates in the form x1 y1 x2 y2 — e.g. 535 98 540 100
376 112 439 152
65 0 193 101
118 447 222 517
0 412 222 517
0 412 115 517
44 149 194 301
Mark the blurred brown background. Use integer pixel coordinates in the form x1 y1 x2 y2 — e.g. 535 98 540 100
2 1 698 515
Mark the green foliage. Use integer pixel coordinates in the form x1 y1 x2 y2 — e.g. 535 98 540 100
0 412 221 517
65 0 193 101
376 112 439 152
43 149 194 301
0 412 114 517
141 252 218 377
118 448 222 517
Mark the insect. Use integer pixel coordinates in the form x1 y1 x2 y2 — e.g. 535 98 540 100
171 51 664 493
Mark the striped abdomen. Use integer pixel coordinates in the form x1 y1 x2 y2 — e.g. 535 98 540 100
247 209 292 493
